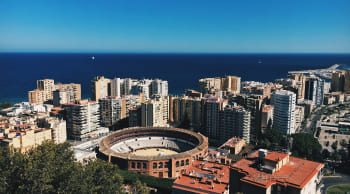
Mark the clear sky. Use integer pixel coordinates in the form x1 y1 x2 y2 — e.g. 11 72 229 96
1 0 350 53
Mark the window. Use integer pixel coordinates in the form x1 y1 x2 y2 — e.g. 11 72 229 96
192 156 195 161
137 162 141 169
164 162 169 168
131 162 135 168
159 162 163 168
176 161 179 167
143 163 147 169
181 160 184 166
186 159 189 165
153 163 157 169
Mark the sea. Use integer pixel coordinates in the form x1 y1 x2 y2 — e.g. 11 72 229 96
1 53 350 103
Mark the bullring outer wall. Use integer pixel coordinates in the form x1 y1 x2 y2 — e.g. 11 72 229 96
98 127 208 178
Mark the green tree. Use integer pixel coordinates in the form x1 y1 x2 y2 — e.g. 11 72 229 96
291 133 322 161
133 179 150 194
0 101 13 109
331 141 338 151
321 149 330 159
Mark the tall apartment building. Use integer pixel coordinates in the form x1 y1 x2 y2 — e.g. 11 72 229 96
221 76 241 94
110 77 168 99
28 79 55 104
294 105 305 131
91 76 110 101
53 83 82 107
99 96 126 127
141 96 169 127
289 74 306 100
63 100 108 140
55 83 81 100
172 96 202 129
110 78 122 97
233 94 263 141
344 71 350 93
271 90 296 135
204 96 227 143
331 71 345 92
151 79 168 96
37 79 55 100
198 76 240 94
28 89 46 104
219 106 250 144
305 77 325 107
261 104 274 133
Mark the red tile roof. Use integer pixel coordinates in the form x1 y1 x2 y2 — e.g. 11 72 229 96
172 160 230 194
264 152 288 162
231 151 324 189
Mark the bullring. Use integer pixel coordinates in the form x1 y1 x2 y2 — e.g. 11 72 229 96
98 127 208 178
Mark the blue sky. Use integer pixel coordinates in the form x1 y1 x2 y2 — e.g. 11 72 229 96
0 0 350 53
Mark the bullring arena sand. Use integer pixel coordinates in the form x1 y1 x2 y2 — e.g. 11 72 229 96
132 148 178 156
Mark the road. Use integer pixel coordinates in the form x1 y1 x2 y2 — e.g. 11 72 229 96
322 172 350 194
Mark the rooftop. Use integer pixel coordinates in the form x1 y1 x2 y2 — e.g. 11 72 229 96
231 150 324 189
172 160 230 194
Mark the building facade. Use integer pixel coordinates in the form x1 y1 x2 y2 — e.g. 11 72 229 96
271 90 296 135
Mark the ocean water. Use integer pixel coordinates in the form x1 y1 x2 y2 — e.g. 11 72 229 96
0 53 349 103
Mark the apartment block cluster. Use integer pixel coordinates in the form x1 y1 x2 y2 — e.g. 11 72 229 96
0 113 66 152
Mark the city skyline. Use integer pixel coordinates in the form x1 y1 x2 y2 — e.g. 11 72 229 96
1 0 350 53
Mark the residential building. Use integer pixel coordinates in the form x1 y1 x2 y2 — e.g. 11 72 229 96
63 100 108 140
172 160 230 194
261 104 273 133
99 96 126 127
141 96 169 127
271 90 296 135
230 150 324 194
305 77 325 107
219 106 250 144
91 76 110 101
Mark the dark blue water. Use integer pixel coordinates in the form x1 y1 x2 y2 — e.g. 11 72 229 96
1 53 350 102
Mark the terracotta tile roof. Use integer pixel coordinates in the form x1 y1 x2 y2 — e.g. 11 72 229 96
231 151 324 189
264 152 288 162
172 160 230 194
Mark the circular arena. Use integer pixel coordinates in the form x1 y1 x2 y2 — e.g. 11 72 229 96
98 127 208 178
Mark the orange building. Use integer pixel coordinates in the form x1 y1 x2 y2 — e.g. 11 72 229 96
230 149 324 194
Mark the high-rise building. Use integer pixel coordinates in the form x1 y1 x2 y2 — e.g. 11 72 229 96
331 71 345 92
141 96 169 127
198 76 241 94
53 89 68 107
55 83 81 101
219 105 250 144
204 96 227 143
305 77 324 107
151 79 168 97
99 96 127 127
344 71 350 93
28 79 55 104
37 79 55 100
63 100 108 140
221 76 241 94
289 74 306 100
91 76 110 101
53 83 81 107
172 96 202 129
110 78 121 97
28 89 46 104
271 90 296 135
294 105 305 131
261 104 274 133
